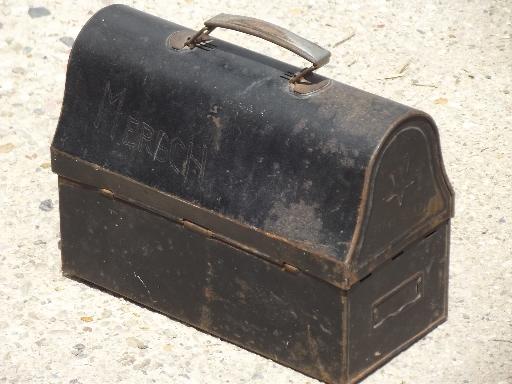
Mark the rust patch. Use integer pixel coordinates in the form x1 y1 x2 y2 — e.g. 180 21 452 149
183 219 213 237
305 324 332 383
234 277 250 293
233 277 250 304
99 188 114 198
52 147 349 288
200 261 213 328
204 286 219 301
282 262 299 274
425 193 444 215
207 105 223 151
292 117 307 134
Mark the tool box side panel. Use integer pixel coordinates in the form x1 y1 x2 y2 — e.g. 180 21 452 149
349 118 454 280
347 221 449 382
58 177 345 384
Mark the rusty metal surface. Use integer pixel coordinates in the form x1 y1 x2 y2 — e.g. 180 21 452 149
51 5 453 281
58 177 344 383
50 6 453 383
51 147 348 288
347 222 449 379
56 175 450 384
288 73 332 95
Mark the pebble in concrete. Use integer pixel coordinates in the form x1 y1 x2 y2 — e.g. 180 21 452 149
59 37 75 48
28 7 51 18
39 199 53 211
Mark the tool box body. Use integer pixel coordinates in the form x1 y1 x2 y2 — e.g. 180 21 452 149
51 5 454 383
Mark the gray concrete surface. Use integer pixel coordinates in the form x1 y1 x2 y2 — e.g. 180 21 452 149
0 1 511 383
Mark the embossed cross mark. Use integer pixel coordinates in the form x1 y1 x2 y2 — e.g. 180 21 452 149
384 155 416 207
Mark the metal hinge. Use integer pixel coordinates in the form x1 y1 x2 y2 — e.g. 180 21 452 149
99 188 114 198
181 219 213 237
282 262 300 274
93 184 304 277
181 219 301 275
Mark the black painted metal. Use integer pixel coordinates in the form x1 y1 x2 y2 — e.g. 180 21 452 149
51 5 454 384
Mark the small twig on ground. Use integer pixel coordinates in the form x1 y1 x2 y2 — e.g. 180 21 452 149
412 81 438 88
381 60 411 80
382 74 405 80
492 339 512 344
463 68 475 79
399 60 411 74
333 32 356 48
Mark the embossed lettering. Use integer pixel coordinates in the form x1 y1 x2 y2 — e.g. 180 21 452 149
169 137 188 176
153 131 170 163
121 120 208 184
94 81 127 139
185 143 207 183
96 81 208 185
139 122 154 156
122 116 140 148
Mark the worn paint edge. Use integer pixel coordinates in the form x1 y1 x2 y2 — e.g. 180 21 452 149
347 215 451 285
341 293 350 383
443 222 450 320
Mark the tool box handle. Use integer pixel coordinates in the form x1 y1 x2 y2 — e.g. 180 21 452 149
185 13 331 83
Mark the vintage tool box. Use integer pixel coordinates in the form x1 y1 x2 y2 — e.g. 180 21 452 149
51 5 454 384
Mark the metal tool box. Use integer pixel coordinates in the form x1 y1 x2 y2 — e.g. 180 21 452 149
51 5 454 383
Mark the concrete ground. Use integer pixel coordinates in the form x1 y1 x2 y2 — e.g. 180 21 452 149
0 0 511 383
